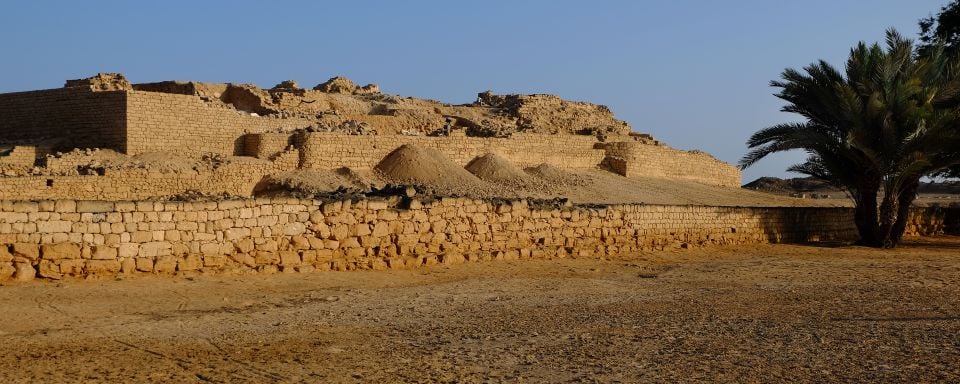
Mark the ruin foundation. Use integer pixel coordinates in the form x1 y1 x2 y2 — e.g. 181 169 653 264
0 197 955 281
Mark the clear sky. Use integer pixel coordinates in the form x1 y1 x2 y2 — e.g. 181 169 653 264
0 0 949 182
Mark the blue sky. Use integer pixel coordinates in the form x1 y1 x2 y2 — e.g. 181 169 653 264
0 1 948 182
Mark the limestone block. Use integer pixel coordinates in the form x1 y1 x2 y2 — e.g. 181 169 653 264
309 210 325 224
200 242 222 255
139 242 172 258
85 260 121 275
13 262 35 281
59 259 85 276
12 202 39 213
235 238 255 253
120 257 136 274
279 251 301 266
204 255 227 268
257 239 279 252
0 262 15 281
283 222 306 236
90 245 118 260
40 242 80 260
135 258 154 272
172 243 191 256
12 243 39 262
255 251 279 265
54 200 77 213
178 254 202 271
76 201 115 213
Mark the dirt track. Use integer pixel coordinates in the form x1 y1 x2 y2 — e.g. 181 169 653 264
1 237 959 383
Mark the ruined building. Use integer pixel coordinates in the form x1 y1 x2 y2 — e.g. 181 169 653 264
0 73 740 201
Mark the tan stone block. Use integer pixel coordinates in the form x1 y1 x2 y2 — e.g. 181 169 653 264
139 242 172 258
135 257 154 272
310 222 331 238
131 231 152 243
13 262 35 281
290 235 310 250
76 201 114 213
203 254 227 268
12 243 39 261
279 251 301 266
56 259 83 276
153 256 177 273
37 260 61 279
120 257 136 274
40 242 80 260
118 243 139 258
235 238 254 253
171 243 190 256
0 262 15 281
85 260 121 275
308 210 325 224
178 254 202 271
54 200 76 213
255 251 279 265
91 245 118 260
257 239 278 252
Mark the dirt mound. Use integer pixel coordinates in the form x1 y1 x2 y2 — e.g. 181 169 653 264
524 163 587 186
465 153 528 183
374 144 494 196
259 168 381 198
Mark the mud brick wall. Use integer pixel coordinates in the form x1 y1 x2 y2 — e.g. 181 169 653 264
0 196 953 281
604 142 742 187
0 146 41 167
0 87 126 150
124 91 312 156
0 154 298 200
293 132 606 170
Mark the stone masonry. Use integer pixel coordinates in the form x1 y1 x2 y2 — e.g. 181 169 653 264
0 197 954 281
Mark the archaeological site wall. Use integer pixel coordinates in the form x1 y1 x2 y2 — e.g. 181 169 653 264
0 151 300 201
0 87 126 152
0 196 954 281
124 91 312 155
603 142 742 187
291 132 606 170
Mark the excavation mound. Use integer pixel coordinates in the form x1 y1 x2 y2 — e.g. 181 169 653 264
465 153 530 184
524 163 587 186
374 144 494 196
261 168 381 197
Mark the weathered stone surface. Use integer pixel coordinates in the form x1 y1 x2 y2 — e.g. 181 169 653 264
76 201 115 213
12 243 39 262
41 242 81 260
13 262 35 281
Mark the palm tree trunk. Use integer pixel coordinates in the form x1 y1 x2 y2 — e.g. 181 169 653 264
888 180 920 246
853 187 883 247
877 188 899 248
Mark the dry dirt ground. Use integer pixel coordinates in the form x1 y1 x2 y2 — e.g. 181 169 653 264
1 237 959 383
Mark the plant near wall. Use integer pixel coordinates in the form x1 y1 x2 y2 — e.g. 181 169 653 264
741 29 960 248
919 1 960 179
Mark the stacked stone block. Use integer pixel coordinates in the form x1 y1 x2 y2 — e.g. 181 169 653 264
0 196 952 281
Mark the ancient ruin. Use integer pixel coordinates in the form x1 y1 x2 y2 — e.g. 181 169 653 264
0 73 955 281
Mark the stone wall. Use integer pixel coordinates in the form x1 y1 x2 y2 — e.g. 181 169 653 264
0 196 953 281
603 142 742 187
293 132 607 170
0 146 42 167
0 153 299 200
124 91 312 155
0 87 126 150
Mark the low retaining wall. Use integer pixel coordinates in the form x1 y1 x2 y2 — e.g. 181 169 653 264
0 197 954 281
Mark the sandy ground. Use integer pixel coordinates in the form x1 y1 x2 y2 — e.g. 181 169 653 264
1 237 959 383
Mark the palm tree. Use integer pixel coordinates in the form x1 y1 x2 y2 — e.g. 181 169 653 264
740 29 960 248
